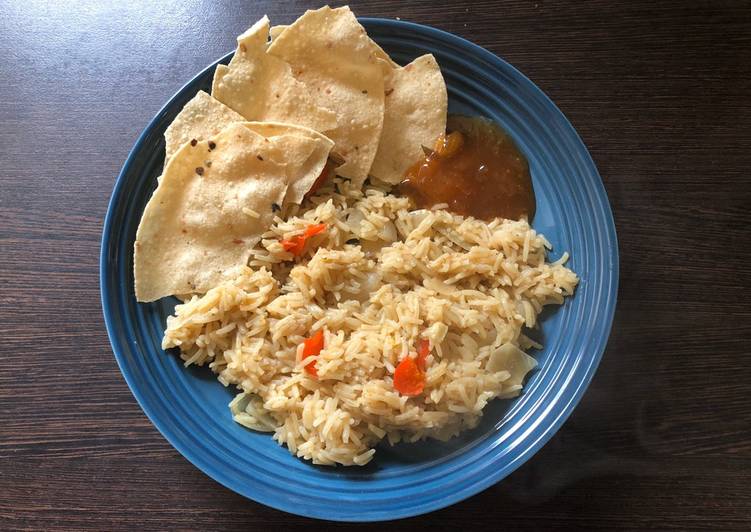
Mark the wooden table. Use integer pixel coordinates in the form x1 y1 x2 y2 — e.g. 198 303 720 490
2 1 749 529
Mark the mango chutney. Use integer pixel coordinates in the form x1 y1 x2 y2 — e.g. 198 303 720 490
398 115 535 221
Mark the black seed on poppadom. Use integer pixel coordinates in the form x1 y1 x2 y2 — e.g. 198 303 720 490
195 167 204 175
208 141 216 150
190 138 198 146
271 203 281 212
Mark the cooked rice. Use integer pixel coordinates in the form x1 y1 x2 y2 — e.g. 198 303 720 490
162 177 578 466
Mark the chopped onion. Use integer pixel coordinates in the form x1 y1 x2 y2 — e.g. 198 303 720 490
380 221 397 242
487 343 537 386
351 271 381 302
346 209 365 236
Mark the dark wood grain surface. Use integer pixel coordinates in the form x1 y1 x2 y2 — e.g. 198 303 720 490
2 0 750 529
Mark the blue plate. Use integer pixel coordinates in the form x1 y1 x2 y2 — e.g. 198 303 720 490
101 19 618 521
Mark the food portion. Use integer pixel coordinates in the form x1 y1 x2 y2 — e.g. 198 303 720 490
211 16 337 134
400 115 536 221
266 6 386 185
370 54 448 184
240 122 335 205
133 6 577 466
164 89 335 202
163 91 245 165
133 123 332 301
163 177 577 465
214 6 445 187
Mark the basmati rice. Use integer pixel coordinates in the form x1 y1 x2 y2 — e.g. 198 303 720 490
162 177 578 466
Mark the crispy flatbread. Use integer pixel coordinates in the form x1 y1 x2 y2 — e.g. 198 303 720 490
269 24 287 40
211 64 229 96
212 16 337 132
267 6 385 185
134 123 331 301
164 93 335 204
369 54 447 183
163 90 244 164
271 23 394 68
369 36 398 70
242 121 334 205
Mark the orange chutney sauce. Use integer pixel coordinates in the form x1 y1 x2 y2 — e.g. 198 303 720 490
398 115 535 221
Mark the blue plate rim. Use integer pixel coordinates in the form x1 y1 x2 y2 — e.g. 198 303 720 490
100 17 619 521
